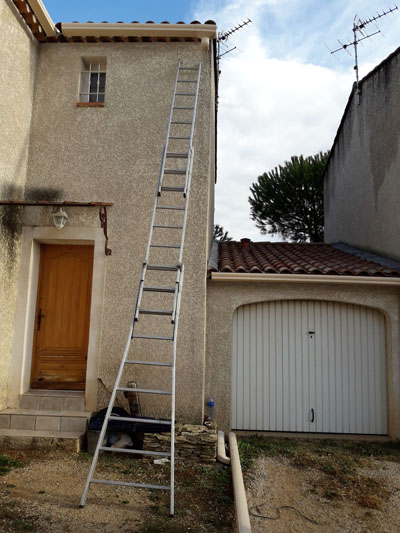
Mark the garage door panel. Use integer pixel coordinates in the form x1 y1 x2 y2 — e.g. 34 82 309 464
274 302 283 431
232 300 387 435
248 305 255 429
256 303 264 430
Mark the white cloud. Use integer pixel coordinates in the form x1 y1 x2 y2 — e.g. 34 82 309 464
191 0 399 241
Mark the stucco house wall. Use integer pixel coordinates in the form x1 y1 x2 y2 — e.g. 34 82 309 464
0 0 38 409
7 39 215 422
324 48 400 261
206 279 400 437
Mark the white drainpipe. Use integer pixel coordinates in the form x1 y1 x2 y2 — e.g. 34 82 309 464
228 431 252 532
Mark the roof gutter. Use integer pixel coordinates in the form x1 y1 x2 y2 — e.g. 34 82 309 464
26 0 57 37
61 22 217 40
211 272 400 286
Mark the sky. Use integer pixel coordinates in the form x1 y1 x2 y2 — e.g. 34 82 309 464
43 1 399 241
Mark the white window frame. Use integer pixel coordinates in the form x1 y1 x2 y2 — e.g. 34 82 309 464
80 58 107 103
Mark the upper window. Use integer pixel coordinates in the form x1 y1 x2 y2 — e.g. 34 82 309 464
80 57 107 103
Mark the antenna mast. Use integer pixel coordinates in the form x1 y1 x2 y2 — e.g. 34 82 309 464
327 5 398 103
217 18 252 69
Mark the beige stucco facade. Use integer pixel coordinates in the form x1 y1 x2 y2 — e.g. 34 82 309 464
324 48 400 261
1 3 217 423
206 277 400 437
0 0 38 410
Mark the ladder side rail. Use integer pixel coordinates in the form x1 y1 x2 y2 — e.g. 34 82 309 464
157 143 167 197
134 262 148 322
171 266 182 324
178 146 194 266
183 64 201 197
158 60 181 196
169 264 184 516
79 319 135 508
145 146 168 268
188 63 202 146
183 146 191 199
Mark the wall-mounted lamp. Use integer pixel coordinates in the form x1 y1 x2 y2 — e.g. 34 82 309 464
52 208 69 230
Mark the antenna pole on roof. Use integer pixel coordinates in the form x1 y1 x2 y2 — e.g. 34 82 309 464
327 5 398 104
216 18 252 65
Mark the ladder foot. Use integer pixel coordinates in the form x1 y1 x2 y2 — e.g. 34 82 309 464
79 504 85 509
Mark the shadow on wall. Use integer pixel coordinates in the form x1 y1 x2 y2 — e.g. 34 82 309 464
0 183 63 270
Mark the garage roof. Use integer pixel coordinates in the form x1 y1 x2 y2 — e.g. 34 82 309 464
212 240 400 277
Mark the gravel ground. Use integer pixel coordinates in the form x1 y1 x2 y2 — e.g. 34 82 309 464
0 451 151 532
0 449 233 532
246 455 400 533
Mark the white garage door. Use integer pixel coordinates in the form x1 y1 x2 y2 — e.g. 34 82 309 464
232 301 387 434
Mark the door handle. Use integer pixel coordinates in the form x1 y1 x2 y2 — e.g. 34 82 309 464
311 408 315 423
37 308 45 331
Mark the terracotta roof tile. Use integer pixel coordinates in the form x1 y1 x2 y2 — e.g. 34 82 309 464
215 241 400 277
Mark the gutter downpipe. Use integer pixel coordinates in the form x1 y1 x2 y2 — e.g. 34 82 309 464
228 431 251 532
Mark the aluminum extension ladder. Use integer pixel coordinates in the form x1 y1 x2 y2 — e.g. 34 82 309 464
79 61 201 517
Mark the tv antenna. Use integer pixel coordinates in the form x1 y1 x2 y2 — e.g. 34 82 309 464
326 5 398 103
217 18 252 64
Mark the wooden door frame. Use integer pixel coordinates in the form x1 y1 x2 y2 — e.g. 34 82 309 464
8 226 107 411
30 244 94 390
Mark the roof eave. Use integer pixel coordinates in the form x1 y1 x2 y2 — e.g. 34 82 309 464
210 272 400 285
61 22 217 40
21 0 57 37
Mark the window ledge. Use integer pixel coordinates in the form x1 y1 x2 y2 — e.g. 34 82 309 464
77 102 105 108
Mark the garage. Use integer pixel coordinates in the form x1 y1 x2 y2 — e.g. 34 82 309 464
232 300 387 435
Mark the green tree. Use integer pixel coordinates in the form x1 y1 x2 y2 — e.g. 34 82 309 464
249 151 329 242
213 224 232 241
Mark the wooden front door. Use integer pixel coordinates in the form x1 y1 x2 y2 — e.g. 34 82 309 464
31 244 94 390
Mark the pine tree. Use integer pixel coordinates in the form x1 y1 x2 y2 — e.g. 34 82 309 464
248 151 329 242
213 224 232 241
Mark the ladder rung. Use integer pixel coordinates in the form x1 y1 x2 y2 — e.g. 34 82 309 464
153 224 183 229
175 92 195 96
100 446 171 456
108 416 171 425
171 120 192 124
142 286 175 293
139 308 173 315
169 136 190 140
160 187 184 193
166 153 188 158
173 106 194 110
117 386 172 395
91 479 170 490
132 334 174 342
147 264 179 271
164 169 186 175
125 359 173 366
179 67 198 71
177 79 197 83
150 244 180 249
156 205 185 210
